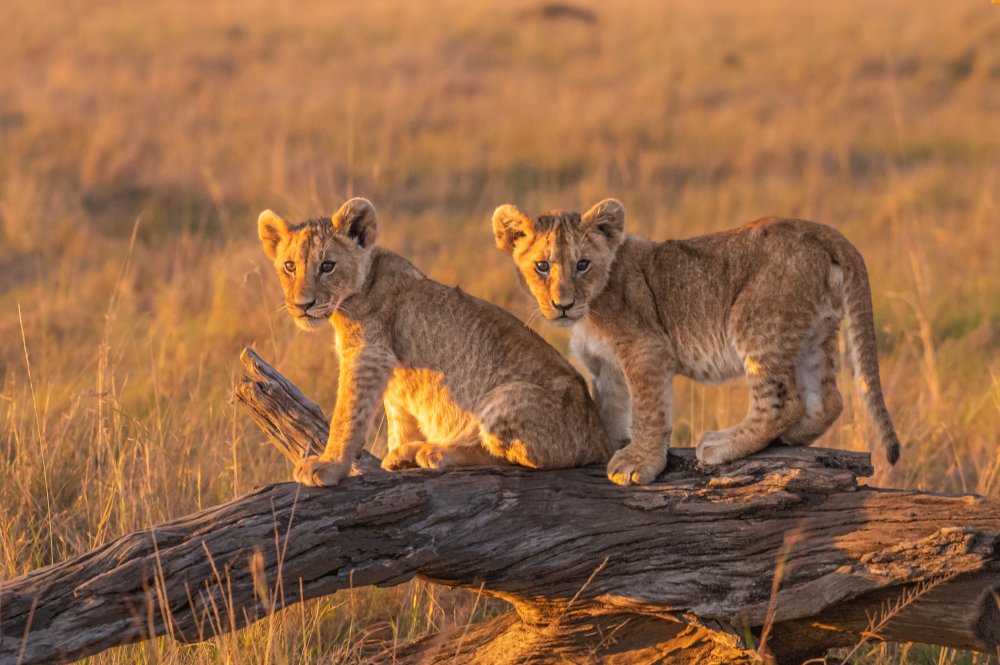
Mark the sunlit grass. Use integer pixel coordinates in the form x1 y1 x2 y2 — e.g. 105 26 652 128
1 0 999 662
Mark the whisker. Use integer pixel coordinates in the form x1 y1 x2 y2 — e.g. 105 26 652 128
331 303 353 317
525 309 542 329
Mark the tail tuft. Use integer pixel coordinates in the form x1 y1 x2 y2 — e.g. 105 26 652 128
835 232 902 466
885 436 900 465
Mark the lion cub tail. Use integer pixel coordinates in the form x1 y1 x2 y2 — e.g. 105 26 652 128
837 240 902 465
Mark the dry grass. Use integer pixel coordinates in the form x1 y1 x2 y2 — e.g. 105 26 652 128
1 0 999 662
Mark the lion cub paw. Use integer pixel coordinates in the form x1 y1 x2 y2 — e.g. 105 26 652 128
415 444 453 469
606 443 666 486
383 443 460 470
293 455 351 487
695 430 740 466
381 443 423 471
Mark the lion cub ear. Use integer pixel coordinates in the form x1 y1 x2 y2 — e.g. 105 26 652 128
331 197 378 248
492 204 535 254
581 198 625 247
258 210 290 260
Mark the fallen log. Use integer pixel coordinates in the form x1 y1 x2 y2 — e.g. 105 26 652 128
0 348 997 665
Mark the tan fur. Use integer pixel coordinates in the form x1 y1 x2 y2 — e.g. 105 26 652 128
493 199 901 486
258 198 611 486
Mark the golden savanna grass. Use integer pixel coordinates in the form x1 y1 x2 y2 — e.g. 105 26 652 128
1 0 999 662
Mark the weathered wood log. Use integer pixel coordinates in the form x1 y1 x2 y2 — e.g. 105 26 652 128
0 348 997 665
233 347 382 472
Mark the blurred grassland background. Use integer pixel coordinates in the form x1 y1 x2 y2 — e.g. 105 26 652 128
1 0 999 662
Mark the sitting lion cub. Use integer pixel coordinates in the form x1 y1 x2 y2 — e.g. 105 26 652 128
492 199 901 486
258 197 610 486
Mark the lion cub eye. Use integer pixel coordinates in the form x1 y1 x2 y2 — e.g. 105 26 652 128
534 261 551 276
319 261 336 274
576 259 591 273
283 261 296 274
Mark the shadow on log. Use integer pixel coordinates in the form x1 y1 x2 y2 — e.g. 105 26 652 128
0 348 998 665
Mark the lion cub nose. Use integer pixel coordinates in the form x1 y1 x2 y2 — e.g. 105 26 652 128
294 299 316 312
552 299 576 312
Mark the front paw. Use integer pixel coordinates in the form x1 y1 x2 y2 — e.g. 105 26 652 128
606 443 666 486
293 455 351 487
696 430 737 466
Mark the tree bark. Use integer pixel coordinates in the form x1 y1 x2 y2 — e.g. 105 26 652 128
0 348 997 665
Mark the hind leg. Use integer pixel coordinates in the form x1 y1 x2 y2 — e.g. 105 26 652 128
382 407 496 470
384 399 422 454
381 436 497 470
414 441 497 468
780 324 844 446
697 314 817 465
477 380 610 469
697 369 805 465
382 382 498 471
380 396 422 470
697 259 836 466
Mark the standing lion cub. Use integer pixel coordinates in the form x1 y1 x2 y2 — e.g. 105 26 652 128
259 197 610 486
492 199 901 486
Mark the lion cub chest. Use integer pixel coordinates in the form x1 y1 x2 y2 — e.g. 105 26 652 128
383 367 479 440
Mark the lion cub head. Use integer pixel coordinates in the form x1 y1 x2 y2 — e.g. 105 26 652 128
492 199 625 326
258 197 378 330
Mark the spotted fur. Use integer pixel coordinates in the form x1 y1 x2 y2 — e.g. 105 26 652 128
259 198 610 486
493 199 901 486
